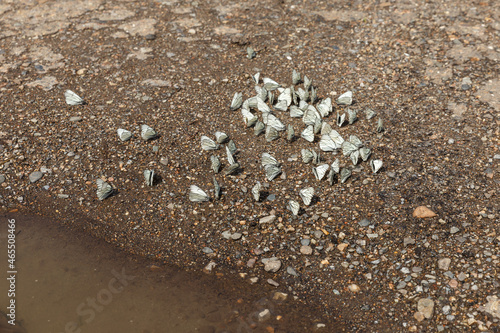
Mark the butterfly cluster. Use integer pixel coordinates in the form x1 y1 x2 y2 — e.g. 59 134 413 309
191 70 385 215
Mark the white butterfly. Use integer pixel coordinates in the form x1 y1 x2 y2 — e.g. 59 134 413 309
301 125 314 143
310 86 317 103
329 130 345 146
370 159 383 173
360 147 371 161
313 117 322 134
292 69 301 85
377 118 384 133
117 128 132 142
213 177 221 200
299 187 314 206
301 149 314 163
96 179 113 201
227 140 237 155
226 146 235 165
241 108 258 127
144 169 155 186
303 75 312 91
265 126 280 142
265 164 282 181
342 141 358 157
337 91 353 105
319 134 338 152
289 105 304 118
297 87 308 101
254 121 265 136
286 124 294 141
288 200 300 216
348 109 357 124
350 150 360 166
340 168 352 183
263 77 280 91
320 122 332 135
201 136 220 150
328 168 337 185
313 164 329 181
277 88 292 107
247 96 258 109
230 92 243 110
264 114 285 131
253 72 260 84
365 108 377 120
274 100 288 112
189 185 209 202
141 124 158 141
215 131 229 144
302 106 321 126
255 85 268 102
298 100 309 111
267 90 275 105
257 97 271 113
349 135 364 148
317 98 332 117
331 158 340 173
210 155 220 173
64 90 85 105
261 153 280 167
252 182 261 201
337 112 347 127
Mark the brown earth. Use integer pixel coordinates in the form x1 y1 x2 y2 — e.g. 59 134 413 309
0 0 499 332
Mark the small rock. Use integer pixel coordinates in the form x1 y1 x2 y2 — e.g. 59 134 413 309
450 227 460 234
258 309 271 322
314 230 323 239
262 258 281 272
414 311 425 322
442 305 451 315
286 266 298 277
260 215 276 224
0 174 5 183
69 116 82 122
337 243 349 252
267 279 279 287
417 298 434 319
202 247 213 254
413 206 437 218
348 284 360 292
358 218 370 227
448 279 458 288
249 277 258 284
300 245 313 255
438 258 451 270
301 238 311 246
160 157 169 165
203 261 216 273
404 237 416 246
457 272 467 281
247 258 256 268
57 194 69 199
273 291 288 301
231 232 242 240
266 194 276 201
29 171 43 183
221 230 232 239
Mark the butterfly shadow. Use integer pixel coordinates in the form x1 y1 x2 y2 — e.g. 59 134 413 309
152 174 163 186
309 195 320 206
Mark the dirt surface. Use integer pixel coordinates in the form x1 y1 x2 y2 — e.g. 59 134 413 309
0 0 499 331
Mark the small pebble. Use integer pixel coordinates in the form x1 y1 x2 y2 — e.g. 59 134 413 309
29 171 43 183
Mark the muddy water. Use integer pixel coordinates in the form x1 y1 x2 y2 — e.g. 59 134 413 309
0 214 339 333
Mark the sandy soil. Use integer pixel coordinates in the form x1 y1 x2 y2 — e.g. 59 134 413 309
0 0 499 331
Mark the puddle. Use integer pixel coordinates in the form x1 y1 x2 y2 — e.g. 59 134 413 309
0 214 341 333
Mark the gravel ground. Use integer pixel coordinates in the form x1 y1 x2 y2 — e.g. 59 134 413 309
0 0 499 331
